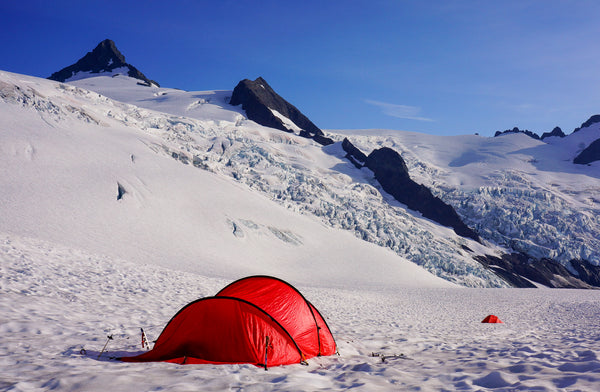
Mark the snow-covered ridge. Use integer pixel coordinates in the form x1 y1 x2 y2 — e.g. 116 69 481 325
4 69 600 287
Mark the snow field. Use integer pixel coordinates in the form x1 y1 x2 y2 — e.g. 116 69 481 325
2 234 600 391
2 69 600 391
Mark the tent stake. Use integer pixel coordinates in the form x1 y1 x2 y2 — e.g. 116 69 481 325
141 328 150 350
264 336 270 371
98 335 113 359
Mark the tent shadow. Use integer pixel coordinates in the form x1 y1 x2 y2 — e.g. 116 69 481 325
78 348 147 362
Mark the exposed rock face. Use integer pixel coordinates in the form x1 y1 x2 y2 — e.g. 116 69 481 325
573 114 600 133
342 138 367 169
541 126 565 140
573 138 600 165
342 139 480 242
230 77 333 146
475 253 598 288
494 127 540 140
48 39 158 87
568 259 600 287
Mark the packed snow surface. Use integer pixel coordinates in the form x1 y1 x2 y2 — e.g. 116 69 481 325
2 233 600 391
1 70 600 391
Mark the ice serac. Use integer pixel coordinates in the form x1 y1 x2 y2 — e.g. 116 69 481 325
230 77 333 146
47 39 159 87
342 138 480 242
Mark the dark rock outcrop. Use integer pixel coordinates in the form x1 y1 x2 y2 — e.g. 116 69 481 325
48 39 158 87
540 126 565 140
568 259 600 287
494 127 540 140
573 138 600 165
230 77 333 146
573 114 600 133
341 140 600 289
342 138 367 169
475 253 598 288
342 139 480 242
366 148 480 242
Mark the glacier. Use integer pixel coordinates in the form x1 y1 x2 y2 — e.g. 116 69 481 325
3 70 600 288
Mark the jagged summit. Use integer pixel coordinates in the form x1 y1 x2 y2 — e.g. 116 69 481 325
541 126 565 140
494 127 540 140
48 39 159 87
573 114 600 133
230 77 333 146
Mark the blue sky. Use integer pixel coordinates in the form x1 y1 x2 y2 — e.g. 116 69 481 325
2 0 600 136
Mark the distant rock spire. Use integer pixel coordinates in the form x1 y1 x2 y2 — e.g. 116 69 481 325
48 39 159 86
494 127 540 140
573 114 600 133
540 126 565 140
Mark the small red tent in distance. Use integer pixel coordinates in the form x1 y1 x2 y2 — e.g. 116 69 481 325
481 315 503 323
120 276 336 368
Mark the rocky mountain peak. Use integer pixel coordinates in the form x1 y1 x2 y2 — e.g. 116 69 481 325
573 114 600 133
494 127 540 140
85 39 126 68
541 126 565 140
47 39 158 87
230 77 333 145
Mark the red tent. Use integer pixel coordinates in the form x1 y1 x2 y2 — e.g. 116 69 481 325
216 275 337 358
120 276 336 368
481 314 503 323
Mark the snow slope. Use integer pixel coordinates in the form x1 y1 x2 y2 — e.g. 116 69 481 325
1 71 504 287
67 74 507 287
70 74 600 278
0 70 449 289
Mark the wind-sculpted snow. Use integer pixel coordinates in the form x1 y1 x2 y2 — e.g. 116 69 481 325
0 72 504 287
2 232 600 391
